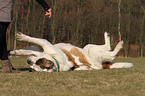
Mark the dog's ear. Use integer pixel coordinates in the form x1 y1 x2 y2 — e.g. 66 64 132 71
36 58 54 68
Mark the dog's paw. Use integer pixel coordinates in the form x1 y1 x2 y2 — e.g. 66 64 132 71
9 50 20 55
9 50 15 55
118 40 124 49
104 32 110 39
16 32 27 41
104 32 108 37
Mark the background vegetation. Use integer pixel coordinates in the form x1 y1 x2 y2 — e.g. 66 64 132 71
0 56 145 96
7 0 145 57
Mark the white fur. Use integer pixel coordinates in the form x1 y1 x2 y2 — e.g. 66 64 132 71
110 62 133 69
83 32 125 69
54 43 93 70
84 32 111 52
14 33 72 71
10 32 133 72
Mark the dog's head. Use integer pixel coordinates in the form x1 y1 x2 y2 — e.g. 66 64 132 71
26 55 58 72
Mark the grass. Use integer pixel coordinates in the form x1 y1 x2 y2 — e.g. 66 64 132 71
0 56 145 96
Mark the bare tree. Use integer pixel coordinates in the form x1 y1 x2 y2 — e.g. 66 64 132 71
118 0 122 41
139 6 145 57
26 0 31 35
14 2 18 50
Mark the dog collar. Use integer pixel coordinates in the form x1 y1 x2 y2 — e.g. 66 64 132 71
52 56 60 72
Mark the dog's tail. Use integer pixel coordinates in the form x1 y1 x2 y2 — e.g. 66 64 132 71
110 62 133 69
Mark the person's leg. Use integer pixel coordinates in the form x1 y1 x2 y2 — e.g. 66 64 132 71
0 22 11 72
0 22 9 60
0 22 19 73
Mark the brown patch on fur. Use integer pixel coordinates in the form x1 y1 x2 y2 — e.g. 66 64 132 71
70 48 91 66
60 49 79 69
102 61 112 69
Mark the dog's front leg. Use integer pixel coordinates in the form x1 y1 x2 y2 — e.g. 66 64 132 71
10 49 42 56
16 32 69 70
109 40 124 57
16 32 59 54
16 32 50 50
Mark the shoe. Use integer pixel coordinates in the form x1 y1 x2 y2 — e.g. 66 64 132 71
1 59 20 73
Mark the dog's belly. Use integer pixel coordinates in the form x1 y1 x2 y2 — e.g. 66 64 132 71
55 43 92 70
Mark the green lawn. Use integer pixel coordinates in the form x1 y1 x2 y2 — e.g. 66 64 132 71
0 56 145 96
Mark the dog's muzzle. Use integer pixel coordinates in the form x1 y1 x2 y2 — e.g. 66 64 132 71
26 56 57 72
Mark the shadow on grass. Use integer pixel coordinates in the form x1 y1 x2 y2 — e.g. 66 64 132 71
0 67 35 72
18 68 35 72
0 67 35 73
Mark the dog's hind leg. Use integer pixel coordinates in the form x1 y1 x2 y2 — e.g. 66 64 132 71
83 32 111 54
109 40 124 57
104 32 111 51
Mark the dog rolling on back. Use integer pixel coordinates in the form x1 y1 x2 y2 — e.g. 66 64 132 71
10 32 133 72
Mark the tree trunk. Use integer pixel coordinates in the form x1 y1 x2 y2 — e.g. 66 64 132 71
14 2 18 50
118 0 121 41
139 6 145 57
26 0 31 35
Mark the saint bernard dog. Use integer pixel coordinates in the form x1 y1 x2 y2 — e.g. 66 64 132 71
10 32 133 72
